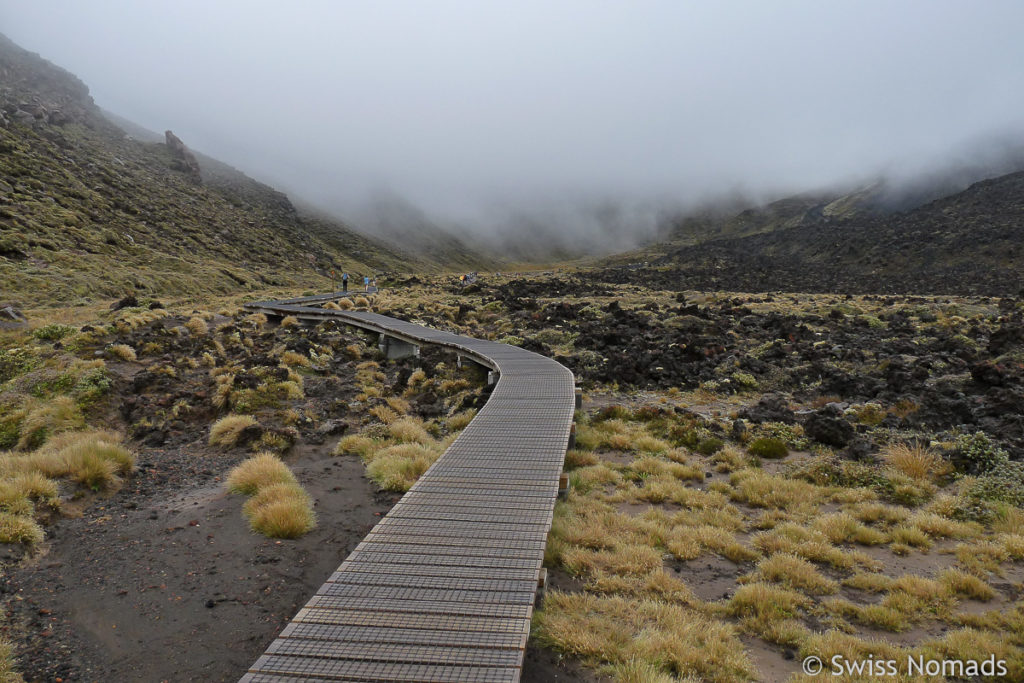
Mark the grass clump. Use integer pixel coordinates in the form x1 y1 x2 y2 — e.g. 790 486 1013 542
387 417 432 444
15 396 84 450
185 317 208 336
746 437 788 459
208 414 258 449
226 452 298 495
743 553 839 594
535 592 755 683
365 443 440 491
883 442 951 482
225 453 315 538
446 409 476 431
247 487 315 538
0 511 44 545
107 344 137 362
333 434 381 460
728 470 822 510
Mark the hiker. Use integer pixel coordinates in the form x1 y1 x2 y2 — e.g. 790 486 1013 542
364 275 370 291
459 274 466 288
341 272 348 292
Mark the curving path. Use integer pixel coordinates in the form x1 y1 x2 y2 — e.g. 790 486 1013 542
239 293 575 683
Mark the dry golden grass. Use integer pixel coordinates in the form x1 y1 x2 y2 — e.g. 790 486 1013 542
752 524 877 570
365 443 441 491
55 432 134 488
812 512 888 545
279 350 311 367
445 409 476 431
918 627 1024 681
14 396 85 450
107 343 137 361
242 481 311 519
0 511 44 545
728 470 823 511
387 417 432 444
209 414 258 449
226 452 297 495
938 568 995 601
353 296 370 308
535 592 756 683
246 490 316 538
6 471 58 504
279 315 299 328
244 312 267 328
385 396 411 414
882 442 951 482
406 368 427 387
743 553 839 594
368 405 399 424
337 298 354 310
185 316 208 336
565 449 599 468
725 582 811 646
333 434 381 460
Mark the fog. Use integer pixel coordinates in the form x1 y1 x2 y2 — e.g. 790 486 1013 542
3 1 1024 253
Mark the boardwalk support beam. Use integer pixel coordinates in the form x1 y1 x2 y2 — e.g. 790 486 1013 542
379 333 420 360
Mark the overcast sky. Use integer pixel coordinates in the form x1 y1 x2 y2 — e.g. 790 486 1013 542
3 1 1024 244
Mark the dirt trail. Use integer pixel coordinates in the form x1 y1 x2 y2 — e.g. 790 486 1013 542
4 439 397 682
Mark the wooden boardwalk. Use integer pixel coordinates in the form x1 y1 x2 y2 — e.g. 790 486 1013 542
240 293 575 682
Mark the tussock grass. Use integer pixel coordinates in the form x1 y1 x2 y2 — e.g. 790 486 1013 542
243 479 316 538
918 628 1024 681
0 511 44 544
226 452 298 495
743 553 839 594
812 512 888 545
279 350 311 367
385 396 411 414
337 298 354 310
107 343 137 362
185 316 208 336
369 405 399 424
333 435 380 460
279 315 299 328
387 417 432 444
752 523 877 570
883 442 951 482
365 443 441 491
725 582 811 646
939 568 995 600
446 409 476 431
728 470 823 510
209 414 258 448
225 453 315 538
16 396 84 450
535 592 755 683
565 449 599 468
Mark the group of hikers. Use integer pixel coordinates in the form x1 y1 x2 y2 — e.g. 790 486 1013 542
338 272 376 293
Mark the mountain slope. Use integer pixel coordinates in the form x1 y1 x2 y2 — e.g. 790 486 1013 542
595 170 1024 295
0 33 417 305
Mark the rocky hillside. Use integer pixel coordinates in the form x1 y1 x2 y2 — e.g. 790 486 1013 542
596 170 1024 295
0 33 418 306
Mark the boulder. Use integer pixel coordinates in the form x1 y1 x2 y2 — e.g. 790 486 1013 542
804 407 855 448
739 394 796 424
164 130 202 182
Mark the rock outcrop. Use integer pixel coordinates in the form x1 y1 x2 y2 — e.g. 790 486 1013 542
164 130 202 183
